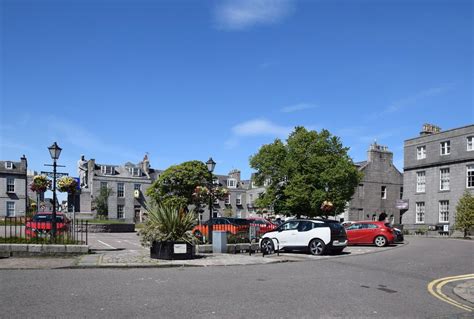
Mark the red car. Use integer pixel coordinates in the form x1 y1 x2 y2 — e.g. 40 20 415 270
25 212 70 238
247 217 277 235
344 221 395 247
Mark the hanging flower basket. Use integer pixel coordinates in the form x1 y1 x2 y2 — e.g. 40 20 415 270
30 175 51 193
320 200 334 212
213 186 229 200
192 186 209 199
57 176 78 194
192 186 229 200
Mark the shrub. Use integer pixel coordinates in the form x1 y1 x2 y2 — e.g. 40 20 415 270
139 203 197 247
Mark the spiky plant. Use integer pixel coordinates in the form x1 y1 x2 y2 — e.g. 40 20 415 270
139 203 197 247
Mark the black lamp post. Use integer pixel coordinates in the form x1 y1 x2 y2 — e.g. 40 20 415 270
48 142 62 238
206 157 216 243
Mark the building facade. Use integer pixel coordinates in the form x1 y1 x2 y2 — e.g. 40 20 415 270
0 156 28 217
346 143 404 224
206 170 271 221
74 156 160 222
402 124 474 232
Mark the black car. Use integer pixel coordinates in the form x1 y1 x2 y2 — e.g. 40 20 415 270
393 227 404 243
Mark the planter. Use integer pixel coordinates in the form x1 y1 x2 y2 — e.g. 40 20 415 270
150 241 195 260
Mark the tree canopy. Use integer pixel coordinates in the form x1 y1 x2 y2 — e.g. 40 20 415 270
455 191 474 237
249 126 362 218
146 160 211 207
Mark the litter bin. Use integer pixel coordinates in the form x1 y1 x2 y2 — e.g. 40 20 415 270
212 230 227 253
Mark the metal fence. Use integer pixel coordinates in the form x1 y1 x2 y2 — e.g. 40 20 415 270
0 217 88 245
200 224 263 245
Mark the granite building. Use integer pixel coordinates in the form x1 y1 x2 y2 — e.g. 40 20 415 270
402 124 474 232
0 156 28 217
346 143 404 224
74 155 161 222
204 170 272 221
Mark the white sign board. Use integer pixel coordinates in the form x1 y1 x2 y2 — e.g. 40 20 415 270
173 244 187 254
443 225 449 232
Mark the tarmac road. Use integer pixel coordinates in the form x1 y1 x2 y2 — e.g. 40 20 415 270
0 237 472 318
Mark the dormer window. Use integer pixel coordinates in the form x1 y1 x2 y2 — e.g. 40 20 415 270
128 167 141 177
5 162 13 169
101 165 115 175
227 178 237 188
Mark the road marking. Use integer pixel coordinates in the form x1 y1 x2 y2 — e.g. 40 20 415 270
124 240 141 247
97 240 116 249
427 274 474 312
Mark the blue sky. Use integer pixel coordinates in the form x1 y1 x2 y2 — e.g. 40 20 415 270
1 0 473 194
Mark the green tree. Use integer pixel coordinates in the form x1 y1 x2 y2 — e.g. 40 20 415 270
92 187 113 218
146 160 211 207
249 126 362 218
455 191 474 238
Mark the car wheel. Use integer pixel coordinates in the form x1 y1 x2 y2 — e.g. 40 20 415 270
374 235 387 247
261 238 275 255
309 239 326 256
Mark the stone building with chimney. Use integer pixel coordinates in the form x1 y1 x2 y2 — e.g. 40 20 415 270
346 143 404 224
402 124 474 233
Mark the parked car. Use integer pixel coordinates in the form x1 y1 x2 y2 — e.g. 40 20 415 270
393 227 404 243
345 221 395 247
25 212 70 238
246 217 277 235
192 217 250 240
259 219 347 256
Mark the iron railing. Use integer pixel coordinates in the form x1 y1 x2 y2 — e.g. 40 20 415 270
0 217 88 245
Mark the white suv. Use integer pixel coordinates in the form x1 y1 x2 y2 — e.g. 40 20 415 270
260 219 347 255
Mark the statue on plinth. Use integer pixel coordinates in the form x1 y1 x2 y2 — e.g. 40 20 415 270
77 155 88 188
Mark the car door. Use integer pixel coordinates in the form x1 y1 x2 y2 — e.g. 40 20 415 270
273 221 300 249
346 223 364 244
358 224 373 243
294 221 315 246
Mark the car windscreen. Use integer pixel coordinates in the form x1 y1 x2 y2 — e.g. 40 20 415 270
32 215 64 222
384 223 393 228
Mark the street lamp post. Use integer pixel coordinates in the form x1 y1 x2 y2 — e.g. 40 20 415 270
47 142 62 238
206 157 216 244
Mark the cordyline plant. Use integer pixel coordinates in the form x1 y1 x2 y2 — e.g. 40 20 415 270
139 203 197 247
30 175 51 193
57 176 78 194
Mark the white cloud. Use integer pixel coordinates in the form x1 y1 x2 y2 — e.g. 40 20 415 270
214 0 294 30
225 119 293 149
370 84 454 120
281 103 317 113
232 119 292 137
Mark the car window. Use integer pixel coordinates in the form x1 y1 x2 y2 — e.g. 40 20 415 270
280 221 299 231
360 224 369 229
297 221 313 232
32 215 64 222
347 223 362 230
367 224 378 229
327 222 344 231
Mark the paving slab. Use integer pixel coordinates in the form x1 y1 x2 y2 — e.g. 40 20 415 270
453 279 474 304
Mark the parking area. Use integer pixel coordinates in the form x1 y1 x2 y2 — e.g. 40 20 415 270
87 231 404 259
88 232 144 251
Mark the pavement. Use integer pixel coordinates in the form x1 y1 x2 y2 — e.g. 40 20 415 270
1 234 472 310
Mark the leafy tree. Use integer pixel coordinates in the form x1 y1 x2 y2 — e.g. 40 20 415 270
249 126 362 218
455 191 474 238
146 160 211 207
92 187 113 218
